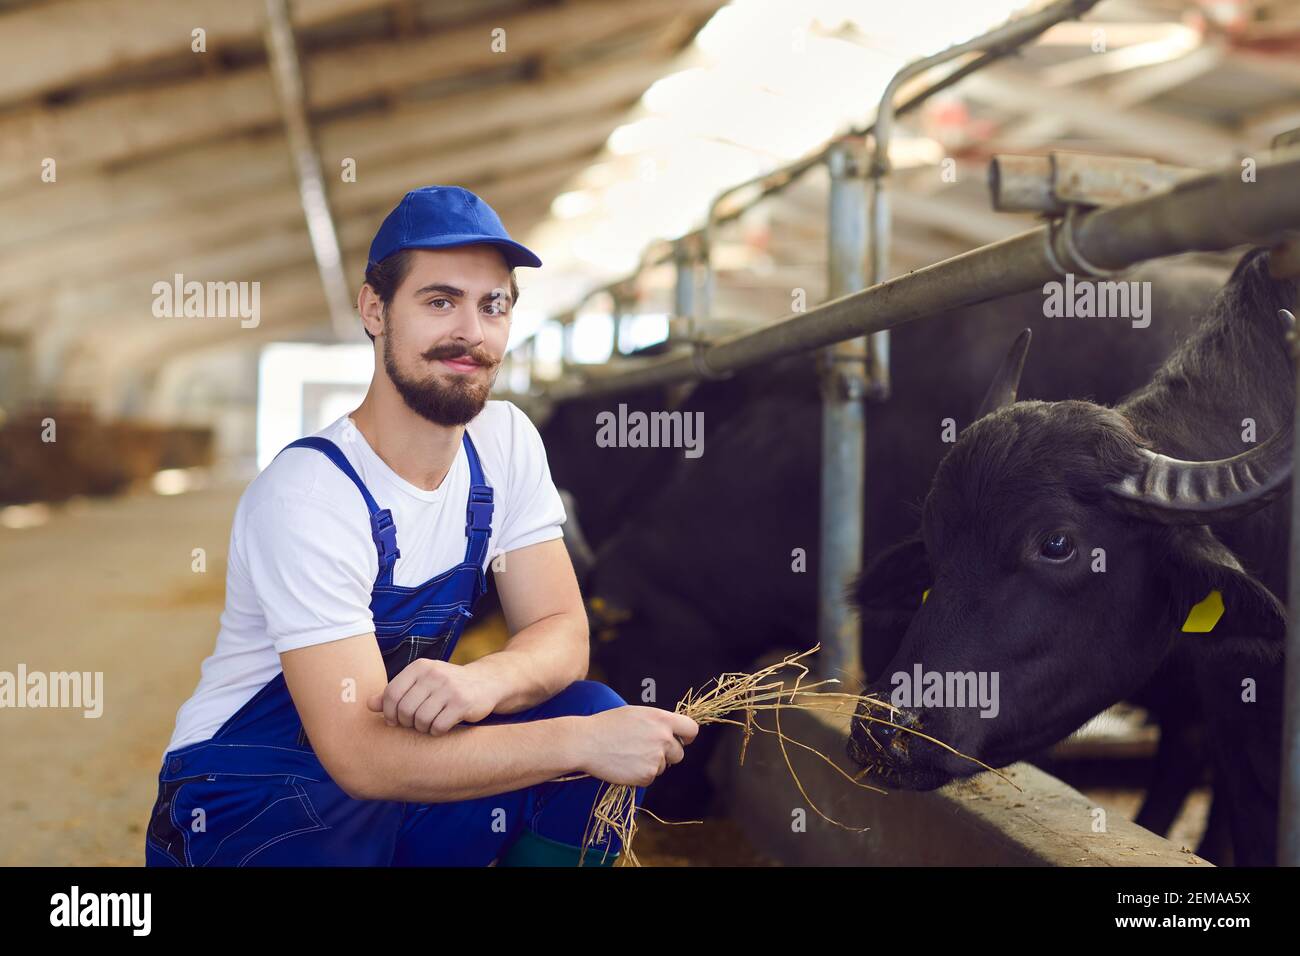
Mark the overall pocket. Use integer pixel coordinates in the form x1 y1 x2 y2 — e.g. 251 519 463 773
158 773 329 867
378 626 454 679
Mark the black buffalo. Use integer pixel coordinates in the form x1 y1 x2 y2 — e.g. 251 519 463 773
571 260 1229 829
847 247 1296 866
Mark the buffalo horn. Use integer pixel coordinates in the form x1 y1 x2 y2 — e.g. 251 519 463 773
975 328 1032 419
1106 424 1293 524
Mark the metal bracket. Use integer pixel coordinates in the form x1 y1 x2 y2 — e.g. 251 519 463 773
1044 204 1127 279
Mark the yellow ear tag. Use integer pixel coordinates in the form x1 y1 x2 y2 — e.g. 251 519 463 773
1182 590 1224 633
921 588 930 605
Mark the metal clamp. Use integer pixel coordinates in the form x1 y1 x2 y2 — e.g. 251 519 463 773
690 339 733 381
1044 204 1127 279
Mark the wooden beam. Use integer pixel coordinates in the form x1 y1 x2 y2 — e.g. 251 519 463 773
0 51 673 245
962 65 1243 163
0 108 619 303
0 0 403 106
44 186 559 377
68 197 555 409
20 161 581 335
0 0 722 189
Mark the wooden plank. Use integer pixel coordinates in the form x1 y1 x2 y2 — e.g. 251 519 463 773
0 0 723 188
0 0 402 105
0 109 620 304
0 52 673 245
37 167 571 347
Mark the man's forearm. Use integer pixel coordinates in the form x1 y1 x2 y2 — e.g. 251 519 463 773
340 709 588 803
463 610 588 714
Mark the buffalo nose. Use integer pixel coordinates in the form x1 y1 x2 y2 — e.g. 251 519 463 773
861 707 922 754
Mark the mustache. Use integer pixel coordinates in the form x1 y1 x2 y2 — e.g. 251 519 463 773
422 345 496 367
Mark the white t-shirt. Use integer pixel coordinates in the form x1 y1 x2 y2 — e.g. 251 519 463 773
164 400 566 755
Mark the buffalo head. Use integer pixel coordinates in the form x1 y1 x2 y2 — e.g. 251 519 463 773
847 308 1293 790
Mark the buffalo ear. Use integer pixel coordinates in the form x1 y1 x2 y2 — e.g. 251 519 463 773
848 536 932 681
1158 525 1286 646
848 536 932 611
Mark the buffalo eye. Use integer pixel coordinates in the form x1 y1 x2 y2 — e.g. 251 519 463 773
1039 532 1075 561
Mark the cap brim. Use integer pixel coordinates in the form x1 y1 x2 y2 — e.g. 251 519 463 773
385 234 542 269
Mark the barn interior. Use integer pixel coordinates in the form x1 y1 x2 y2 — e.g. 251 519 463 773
2 0 1299 868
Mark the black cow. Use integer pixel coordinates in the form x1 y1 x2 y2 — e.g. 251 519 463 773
541 341 712 556
847 247 1296 866
576 260 1229 825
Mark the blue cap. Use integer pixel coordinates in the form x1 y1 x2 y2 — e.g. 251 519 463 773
367 185 542 270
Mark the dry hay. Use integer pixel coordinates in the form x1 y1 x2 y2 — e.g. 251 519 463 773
554 645 1015 866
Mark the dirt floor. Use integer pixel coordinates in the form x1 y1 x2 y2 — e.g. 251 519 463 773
0 481 1197 866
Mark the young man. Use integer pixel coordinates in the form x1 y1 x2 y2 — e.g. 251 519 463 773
146 185 698 867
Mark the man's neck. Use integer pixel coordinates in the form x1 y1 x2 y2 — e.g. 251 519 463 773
348 386 463 493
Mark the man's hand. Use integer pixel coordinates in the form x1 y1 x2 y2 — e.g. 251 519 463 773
366 658 503 735
574 707 701 787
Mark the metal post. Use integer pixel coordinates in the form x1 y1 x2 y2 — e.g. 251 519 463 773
560 315 575 375
610 291 626 358
867 0 1100 395
672 238 695 342
697 240 714 328
817 139 868 686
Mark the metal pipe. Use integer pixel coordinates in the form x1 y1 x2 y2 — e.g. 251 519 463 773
540 148 1300 401
818 139 869 686
263 0 355 342
868 0 1102 396
526 5 1070 356
672 238 696 342
990 151 1200 213
689 45 1020 327
610 290 628 358
559 314 575 373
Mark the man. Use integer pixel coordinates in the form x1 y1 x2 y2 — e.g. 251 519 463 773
145 185 698 867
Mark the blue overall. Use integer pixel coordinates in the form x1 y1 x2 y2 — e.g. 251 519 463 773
145 430 640 866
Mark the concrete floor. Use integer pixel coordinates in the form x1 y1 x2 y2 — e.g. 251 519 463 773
1 482 244 865
0 482 1196 866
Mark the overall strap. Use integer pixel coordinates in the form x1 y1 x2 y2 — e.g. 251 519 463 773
275 437 401 585
460 430 495 579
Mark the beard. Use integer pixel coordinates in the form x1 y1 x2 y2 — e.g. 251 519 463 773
383 327 498 427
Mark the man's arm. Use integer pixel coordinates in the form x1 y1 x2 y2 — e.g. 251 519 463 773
462 536 589 713
282 631 698 803
282 632 586 802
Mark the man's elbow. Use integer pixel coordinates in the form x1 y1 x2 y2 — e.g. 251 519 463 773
334 768 376 802
570 610 591 682
312 729 382 801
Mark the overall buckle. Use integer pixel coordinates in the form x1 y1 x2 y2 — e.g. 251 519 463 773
371 508 401 562
466 486 494 537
